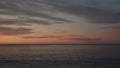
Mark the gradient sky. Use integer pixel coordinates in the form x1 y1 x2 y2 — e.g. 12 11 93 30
0 0 120 44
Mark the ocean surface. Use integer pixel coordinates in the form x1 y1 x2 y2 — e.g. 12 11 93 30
0 44 120 68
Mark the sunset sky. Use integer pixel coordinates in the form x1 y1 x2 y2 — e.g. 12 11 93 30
0 0 120 44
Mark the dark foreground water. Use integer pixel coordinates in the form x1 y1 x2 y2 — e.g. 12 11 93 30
0 44 120 68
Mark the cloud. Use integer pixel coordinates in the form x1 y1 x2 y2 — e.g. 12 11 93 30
0 17 71 26
22 34 102 42
103 26 120 34
22 35 62 39
22 34 82 39
104 26 120 29
0 27 33 36
0 19 29 25
44 0 120 24
1 0 120 25
103 26 120 33
67 37 102 41
0 0 72 26
26 18 71 25
60 34 102 41
68 35 82 37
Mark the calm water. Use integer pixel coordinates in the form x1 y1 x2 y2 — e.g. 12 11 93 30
0 44 120 68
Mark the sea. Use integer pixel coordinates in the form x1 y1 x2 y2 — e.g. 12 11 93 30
0 44 120 68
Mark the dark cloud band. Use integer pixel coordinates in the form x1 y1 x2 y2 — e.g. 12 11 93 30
0 27 33 36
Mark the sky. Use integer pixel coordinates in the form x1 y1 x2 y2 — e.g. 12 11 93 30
0 0 120 44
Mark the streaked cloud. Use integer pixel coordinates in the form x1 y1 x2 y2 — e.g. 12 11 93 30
66 37 102 41
0 19 29 25
1 0 120 25
45 0 120 24
0 0 72 26
22 35 61 39
104 26 120 29
104 26 120 34
0 27 33 36
59 34 102 41
0 17 72 26
22 34 102 42
103 26 120 33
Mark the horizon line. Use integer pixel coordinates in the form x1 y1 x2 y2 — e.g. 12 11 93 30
0 44 119 45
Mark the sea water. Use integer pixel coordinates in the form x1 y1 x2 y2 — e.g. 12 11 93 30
0 44 120 68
